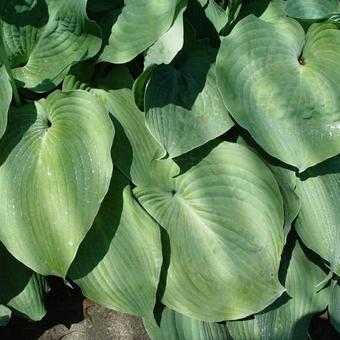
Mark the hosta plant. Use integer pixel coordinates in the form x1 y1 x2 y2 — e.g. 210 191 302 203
0 0 339 339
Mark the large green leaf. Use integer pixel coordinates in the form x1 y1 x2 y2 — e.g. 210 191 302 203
145 39 234 158
99 0 179 64
237 135 300 239
134 141 285 321
216 14 340 171
285 0 340 20
227 239 332 340
329 281 340 333
0 0 101 92
0 90 114 276
0 66 12 139
147 307 231 340
69 170 162 324
0 305 11 326
0 242 48 321
295 155 340 276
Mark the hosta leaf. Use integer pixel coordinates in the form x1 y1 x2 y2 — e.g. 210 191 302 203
145 40 234 158
285 0 340 20
147 307 231 340
69 170 162 323
227 239 332 340
205 0 228 33
100 0 180 64
0 90 114 276
0 242 48 321
330 281 340 333
63 63 169 186
93 88 171 186
216 15 340 171
295 155 340 276
144 4 186 69
0 0 101 91
0 66 12 139
237 135 300 239
134 141 285 321
0 305 11 326
132 64 156 111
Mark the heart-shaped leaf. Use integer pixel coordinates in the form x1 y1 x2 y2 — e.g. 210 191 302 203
0 0 102 92
134 141 285 321
216 14 340 171
145 40 234 158
0 90 114 276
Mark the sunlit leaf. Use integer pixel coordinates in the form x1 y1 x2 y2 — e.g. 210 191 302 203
216 14 340 171
134 141 285 321
0 66 12 139
0 0 102 91
69 171 162 324
227 239 332 340
295 155 340 276
0 90 114 276
100 0 180 63
0 242 48 321
145 39 234 158
285 0 340 20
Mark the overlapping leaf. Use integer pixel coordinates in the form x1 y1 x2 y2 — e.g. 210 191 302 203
285 0 340 20
295 155 340 276
0 242 48 321
100 0 180 63
0 305 11 326
227 239 332 340
0 90 114 276
147 307 232 340
237 135 300 238
145 39 234 158
0 0 101 91
69 171 162 323
216 13 340 171
134 141 285 321
0 66 12 139
144 4 186 69
330 281 340 333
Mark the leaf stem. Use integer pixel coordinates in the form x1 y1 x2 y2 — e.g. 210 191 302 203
0 33 21 106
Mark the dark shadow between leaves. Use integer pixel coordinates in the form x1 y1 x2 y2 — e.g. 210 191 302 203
0 0 48 28
153 227 171 326
0 103 36 167
109 114 134 181
0 242 33 304
299 154 340 181
0 277 84 340
68 168 125 279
